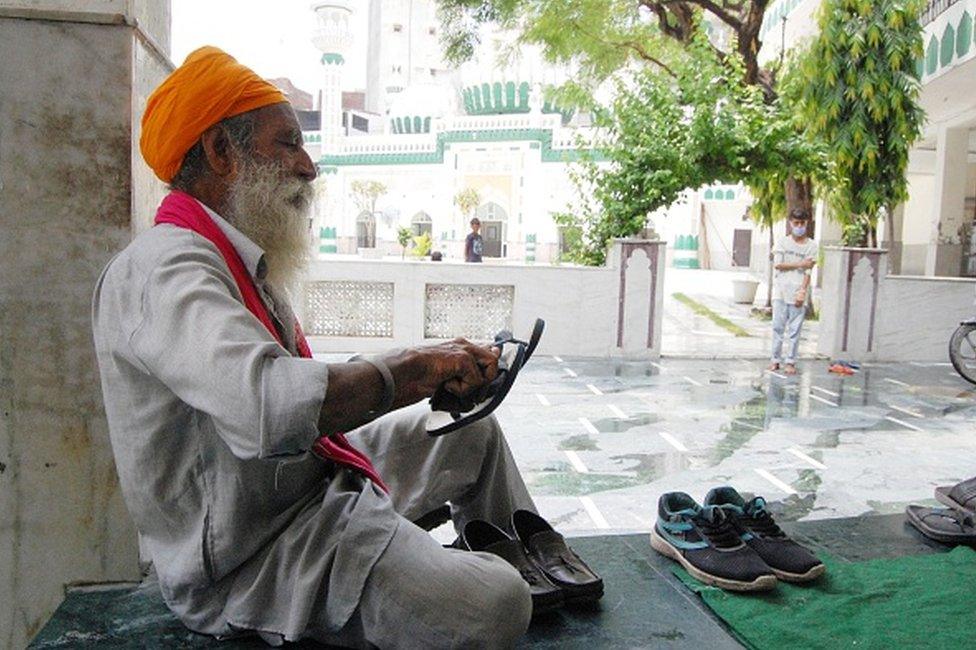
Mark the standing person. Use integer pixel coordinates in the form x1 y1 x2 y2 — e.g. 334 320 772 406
465 217 484 263
769 209 817 375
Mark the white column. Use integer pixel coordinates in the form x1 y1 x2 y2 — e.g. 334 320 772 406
0 3 170 646
320 56 345 153
311 2 354 155
926 125 969 276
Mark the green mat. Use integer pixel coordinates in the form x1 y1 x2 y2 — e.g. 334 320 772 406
675 546 976 650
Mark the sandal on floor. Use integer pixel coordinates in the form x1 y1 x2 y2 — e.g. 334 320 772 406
934 476 976 517
905 505 976 545
426 319 544 436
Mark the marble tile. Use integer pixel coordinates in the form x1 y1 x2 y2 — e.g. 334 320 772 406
495 358 976 537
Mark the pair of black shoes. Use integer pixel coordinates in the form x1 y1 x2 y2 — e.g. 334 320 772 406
652 487 825 592
459 509 604 615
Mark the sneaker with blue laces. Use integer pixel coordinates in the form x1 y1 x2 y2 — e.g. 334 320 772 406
651 492 777 591
704 486 825 583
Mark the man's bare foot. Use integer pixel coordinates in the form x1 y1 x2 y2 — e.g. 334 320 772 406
783 364 797 375
768 362 780 371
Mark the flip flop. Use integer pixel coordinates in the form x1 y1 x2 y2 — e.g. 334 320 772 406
905 505 976 545
426 319 545 437
934 476 976 517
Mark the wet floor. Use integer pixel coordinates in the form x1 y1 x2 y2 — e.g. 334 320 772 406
662 268 820 358
487 357 976 538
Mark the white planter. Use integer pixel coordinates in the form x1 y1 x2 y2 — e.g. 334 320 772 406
732 279 760 304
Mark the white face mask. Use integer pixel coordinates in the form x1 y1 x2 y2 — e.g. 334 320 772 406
792 225 807 237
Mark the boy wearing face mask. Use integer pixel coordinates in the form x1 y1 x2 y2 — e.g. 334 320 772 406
769 209 817 375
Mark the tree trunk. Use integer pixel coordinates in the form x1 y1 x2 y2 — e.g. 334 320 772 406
766 222 774 310
698 203 711 270
784 177 815 234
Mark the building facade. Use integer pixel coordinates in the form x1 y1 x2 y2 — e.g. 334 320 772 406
301 0 812 270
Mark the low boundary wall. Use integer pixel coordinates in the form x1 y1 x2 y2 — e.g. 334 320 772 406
298 239 667 358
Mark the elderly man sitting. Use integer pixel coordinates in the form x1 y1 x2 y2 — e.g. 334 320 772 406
92 47 599 648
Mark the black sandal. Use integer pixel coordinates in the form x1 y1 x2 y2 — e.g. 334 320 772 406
934 476 976 517
905 505 976 545
426 319 544 436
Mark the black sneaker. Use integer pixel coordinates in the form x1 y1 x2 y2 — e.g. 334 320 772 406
704 486 825 583
651 492 776 591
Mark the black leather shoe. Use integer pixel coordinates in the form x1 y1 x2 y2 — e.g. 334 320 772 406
460 519 563 615
511 510 604 604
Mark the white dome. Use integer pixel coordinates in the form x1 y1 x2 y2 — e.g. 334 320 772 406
386 82 457 119
459 29 569 90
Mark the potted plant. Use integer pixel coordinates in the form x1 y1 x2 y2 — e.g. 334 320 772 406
396 226 412 259
411 232 433 258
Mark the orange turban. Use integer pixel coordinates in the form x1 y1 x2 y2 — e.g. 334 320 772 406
140 46 287 183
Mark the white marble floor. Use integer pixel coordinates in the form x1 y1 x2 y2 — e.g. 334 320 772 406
661 268 821 359
424 357 976 542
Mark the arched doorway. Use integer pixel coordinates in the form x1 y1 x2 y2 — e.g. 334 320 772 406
411 211 433 237
356 211 376 249
475 202 507 258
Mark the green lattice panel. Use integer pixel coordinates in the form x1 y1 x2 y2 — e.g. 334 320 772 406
941 24 956 67
958 12 972 58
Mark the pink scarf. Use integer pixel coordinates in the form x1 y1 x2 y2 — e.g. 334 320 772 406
155 191 389 492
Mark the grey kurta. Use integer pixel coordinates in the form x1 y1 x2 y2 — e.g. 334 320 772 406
92 204 535 647
91 208 396 639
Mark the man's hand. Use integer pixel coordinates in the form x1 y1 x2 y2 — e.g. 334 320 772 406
381 338 500 409
319 339 499 435
794 287 807 307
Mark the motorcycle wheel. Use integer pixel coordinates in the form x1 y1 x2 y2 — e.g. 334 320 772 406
949 323 976 385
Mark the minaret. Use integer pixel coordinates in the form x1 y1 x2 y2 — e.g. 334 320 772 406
311 1 354 154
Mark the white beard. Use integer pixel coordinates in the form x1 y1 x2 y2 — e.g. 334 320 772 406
225 158 314 293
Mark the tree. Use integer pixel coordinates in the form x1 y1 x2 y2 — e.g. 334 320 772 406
396 226 413 259
453 187 481 223
438 0 774 95
437 0 818 260
412 232 434 257
350 180 387 217
553 30 825 264
797 0 924 247
743 55 829 307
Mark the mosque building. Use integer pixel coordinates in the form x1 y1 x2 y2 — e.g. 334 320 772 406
297 0 767 270
292 0 976 277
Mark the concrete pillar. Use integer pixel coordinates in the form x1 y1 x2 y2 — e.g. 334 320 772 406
817 247 888 361
0 2 171 647
926 125 969 276
609 239 667 358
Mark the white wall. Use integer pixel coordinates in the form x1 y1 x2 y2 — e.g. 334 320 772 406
757 0 822 65
299 241 667 358
819 248 976 361
902 171 936 275
876 276 976 361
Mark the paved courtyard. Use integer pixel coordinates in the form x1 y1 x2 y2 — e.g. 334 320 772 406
455 356 976 541
662 268 820 358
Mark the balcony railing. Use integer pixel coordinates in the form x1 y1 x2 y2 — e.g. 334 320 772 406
920 0 961 26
